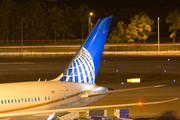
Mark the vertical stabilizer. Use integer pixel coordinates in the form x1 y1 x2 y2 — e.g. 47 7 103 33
54 16 112 84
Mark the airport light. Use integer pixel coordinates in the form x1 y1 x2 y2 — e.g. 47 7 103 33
121 82 124 85
168 59 170 61
164 70 166 72
173 79 176 82
157 17 160 54
138 102 142 106
88 12 93 34
90 12 93 16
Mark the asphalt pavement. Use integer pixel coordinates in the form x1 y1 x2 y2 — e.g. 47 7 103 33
0 58 180 119
0 60 180 83
90 82 180 120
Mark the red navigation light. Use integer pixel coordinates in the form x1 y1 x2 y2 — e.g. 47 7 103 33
138 101 142 106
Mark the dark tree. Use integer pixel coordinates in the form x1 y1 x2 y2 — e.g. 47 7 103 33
75 3 89 42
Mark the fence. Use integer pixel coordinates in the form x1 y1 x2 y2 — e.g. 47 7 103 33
0 44 180 55
0 39 84 46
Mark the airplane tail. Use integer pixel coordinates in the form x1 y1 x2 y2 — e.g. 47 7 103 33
52 16 112 84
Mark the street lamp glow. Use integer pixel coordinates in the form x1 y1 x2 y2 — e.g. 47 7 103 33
90 12 93 16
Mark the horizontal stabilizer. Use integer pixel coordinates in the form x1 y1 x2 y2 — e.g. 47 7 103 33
81 84 166 98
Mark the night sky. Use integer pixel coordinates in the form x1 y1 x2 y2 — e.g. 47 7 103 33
10 0 180 42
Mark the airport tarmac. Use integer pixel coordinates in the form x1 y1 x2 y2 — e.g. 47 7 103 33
90 82 180 120
0 58 180 83
1 60 180 75
0 57 179 119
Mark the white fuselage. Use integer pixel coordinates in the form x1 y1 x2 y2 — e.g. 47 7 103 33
0 81 108 114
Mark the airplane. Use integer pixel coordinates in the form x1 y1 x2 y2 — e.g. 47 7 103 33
0 16 178 120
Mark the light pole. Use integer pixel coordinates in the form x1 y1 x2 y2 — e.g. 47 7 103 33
178 17 180 43
21 18 24 55
158 17 160 53
88 12 93 34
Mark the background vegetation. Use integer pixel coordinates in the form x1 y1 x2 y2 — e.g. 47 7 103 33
109 10 180 45
0 0 90 45
0 0 180 46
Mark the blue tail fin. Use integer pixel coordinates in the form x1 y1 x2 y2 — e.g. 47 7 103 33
59 16 112 84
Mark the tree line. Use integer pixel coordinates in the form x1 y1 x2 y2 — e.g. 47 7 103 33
0 0 90 45
109 10 180 45
1 0 180 46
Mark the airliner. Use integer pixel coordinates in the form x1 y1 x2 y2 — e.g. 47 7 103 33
0 16 178 120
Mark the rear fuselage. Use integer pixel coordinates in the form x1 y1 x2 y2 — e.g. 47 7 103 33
0 81 108 114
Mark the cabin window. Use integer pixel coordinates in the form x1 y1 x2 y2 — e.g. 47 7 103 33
31 98 33 102
11 99 13 103
15 99 17 103
8 100 10 103
28 98 30 102
35 98 37 101
1 100 3 104
21 99 23 102
25 98 27 102
38 97 40 101
48 96 50 100
45 97 47 100
4 100 6 104
18 99 20 103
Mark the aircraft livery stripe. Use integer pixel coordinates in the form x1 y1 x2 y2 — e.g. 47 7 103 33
80 54 92 84
81 52 94 84
74 59 80 83
72 61 75 82
76 56 86 83
80 55 89 83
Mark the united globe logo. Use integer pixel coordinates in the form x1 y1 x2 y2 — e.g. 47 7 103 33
60 47 95 84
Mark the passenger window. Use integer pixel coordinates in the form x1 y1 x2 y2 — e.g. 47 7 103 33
21 99 23 102
8 100 10 103
48 96 50 100
11 99 13 103
1 100 3 104
15 99 17 103
35 98 37 101
25 98 27 102
38 97 40 101
18 99 20 103
5 100 6 104
45 97 47 100
28 98 30 102
31 98 33 102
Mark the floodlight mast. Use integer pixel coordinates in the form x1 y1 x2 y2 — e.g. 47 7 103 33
88 12 93 34
21 18 24 55
158 17 160 54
